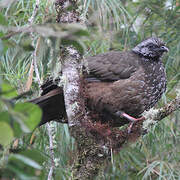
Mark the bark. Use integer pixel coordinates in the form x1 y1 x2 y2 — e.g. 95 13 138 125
61 49 112 179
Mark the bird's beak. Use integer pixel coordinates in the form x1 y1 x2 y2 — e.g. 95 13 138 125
160 46 169 52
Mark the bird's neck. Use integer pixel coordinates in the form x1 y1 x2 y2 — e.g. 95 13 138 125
132 50 161 61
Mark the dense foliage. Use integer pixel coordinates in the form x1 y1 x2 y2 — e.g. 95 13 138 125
0 0 179 179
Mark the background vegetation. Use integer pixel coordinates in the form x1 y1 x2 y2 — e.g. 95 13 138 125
0 0 179 179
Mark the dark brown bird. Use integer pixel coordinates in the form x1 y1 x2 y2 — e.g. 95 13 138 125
30 37 168 128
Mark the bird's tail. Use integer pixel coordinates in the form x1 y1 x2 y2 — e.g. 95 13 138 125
29 88 67 126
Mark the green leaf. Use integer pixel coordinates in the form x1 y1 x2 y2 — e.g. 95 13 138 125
0 111 10 122
14 102 42 132
9 154 42 170
20 149 47 165
0 32 5 38
1 83 18 98
73 29 89 37
0 121 14 146
6 150 46 179
0 111 23 138
21 44 34 51
1 111 25 138
0 13 8 26
0 39 4 56
19 38 34 51
6 165 38 180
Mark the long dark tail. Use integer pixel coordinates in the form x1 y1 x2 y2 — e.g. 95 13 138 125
29 88 67 126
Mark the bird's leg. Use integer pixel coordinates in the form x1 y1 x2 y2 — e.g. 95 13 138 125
115 111 145 133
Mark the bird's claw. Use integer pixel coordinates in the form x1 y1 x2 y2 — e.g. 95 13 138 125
128 122 134 134
127 117 145 134
115 111 145 134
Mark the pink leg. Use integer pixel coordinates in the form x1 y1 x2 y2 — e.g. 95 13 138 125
115 111 145 133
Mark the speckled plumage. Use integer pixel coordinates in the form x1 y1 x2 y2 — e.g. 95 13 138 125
31 37 168 127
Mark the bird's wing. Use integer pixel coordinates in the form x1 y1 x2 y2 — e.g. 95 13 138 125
85 51 140 82
40 51 140 95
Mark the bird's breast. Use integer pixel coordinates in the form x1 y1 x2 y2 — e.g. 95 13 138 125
143 61 166 110
110 61 166 115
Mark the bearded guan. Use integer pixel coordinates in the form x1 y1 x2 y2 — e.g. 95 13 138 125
30 37 168 128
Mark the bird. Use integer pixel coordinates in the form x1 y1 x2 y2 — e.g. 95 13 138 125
30 37 168 129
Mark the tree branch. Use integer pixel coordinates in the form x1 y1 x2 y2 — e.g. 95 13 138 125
47 122 55 180
61 48 111 179
144 93 180 123
61 47 83 127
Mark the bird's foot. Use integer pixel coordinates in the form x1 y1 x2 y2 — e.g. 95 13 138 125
115 111 145 133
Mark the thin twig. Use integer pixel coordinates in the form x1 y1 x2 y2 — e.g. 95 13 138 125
25 0 41 90
28 0 40 25
0 24 74 40
25 61 34 91
28 0 41 86
32 37 41 86
47 122 55 180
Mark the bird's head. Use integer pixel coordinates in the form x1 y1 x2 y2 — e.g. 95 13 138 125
132 37 168 59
